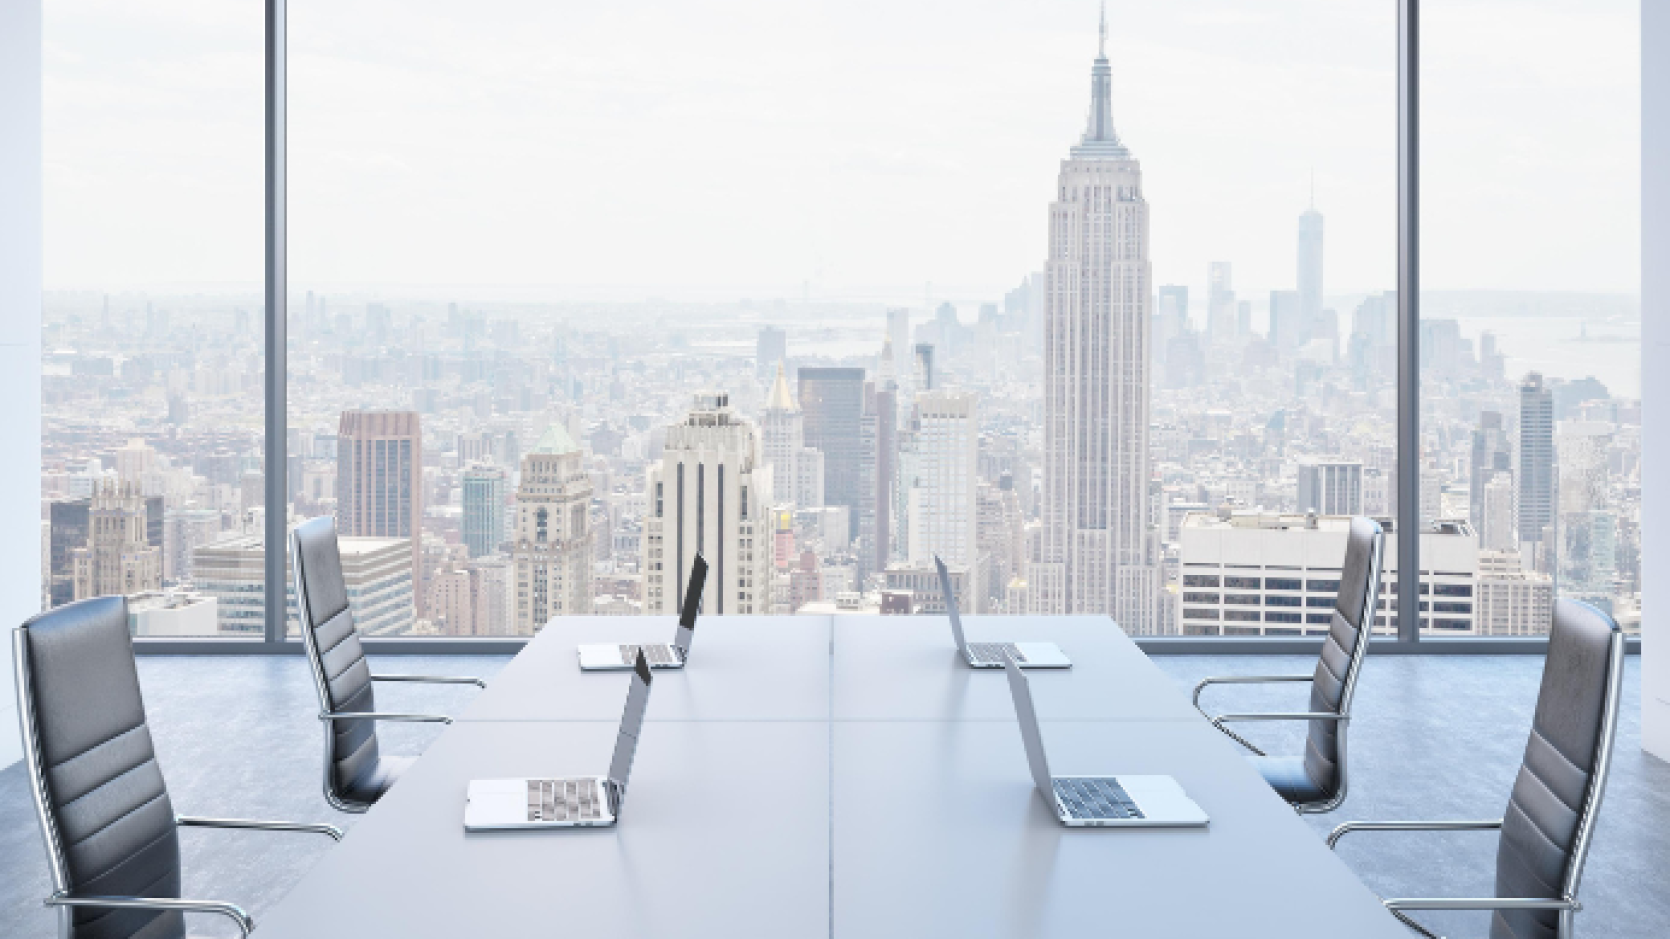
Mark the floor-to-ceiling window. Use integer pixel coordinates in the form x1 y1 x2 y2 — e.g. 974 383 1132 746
41 1 268 638
37 1 1641 648
1420 0 1640 637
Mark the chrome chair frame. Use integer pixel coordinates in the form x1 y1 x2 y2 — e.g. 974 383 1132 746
290 523 485 813
1193 520 1384 814
13 628 343 939
1327 623 1626 939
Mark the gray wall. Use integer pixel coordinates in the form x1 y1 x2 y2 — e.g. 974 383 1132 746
1645 1 1670 761
0 0 42 769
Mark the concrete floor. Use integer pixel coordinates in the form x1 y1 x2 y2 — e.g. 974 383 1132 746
1 654 1665 938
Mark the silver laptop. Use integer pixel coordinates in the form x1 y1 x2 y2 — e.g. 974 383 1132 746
578 554 707 670
464 651 654 830
1004 653 1207 828
935 555 1070 668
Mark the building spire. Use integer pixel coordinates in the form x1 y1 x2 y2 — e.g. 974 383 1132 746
1073 4 1127 158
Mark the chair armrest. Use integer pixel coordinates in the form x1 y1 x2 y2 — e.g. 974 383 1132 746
1213 711 1347 723
371 674 486 688
46 892 253 937
1327 819 1503 849
318 711 452 724
176 815 344 841
1384 897 1579 913
1192 675 1313 709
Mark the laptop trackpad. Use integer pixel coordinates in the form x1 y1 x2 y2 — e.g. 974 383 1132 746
1014 642 1072 668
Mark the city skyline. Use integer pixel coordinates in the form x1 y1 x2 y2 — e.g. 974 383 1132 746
32 9 1645 641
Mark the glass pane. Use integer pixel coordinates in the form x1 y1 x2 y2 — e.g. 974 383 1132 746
286 2 1394 635
42 2 267 637
1421 0 1640 636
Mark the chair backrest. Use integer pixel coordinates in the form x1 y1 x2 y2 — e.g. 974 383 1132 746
1302 516 1383 800
291 516 381 803
1491 600 1624 939
15 597 186 939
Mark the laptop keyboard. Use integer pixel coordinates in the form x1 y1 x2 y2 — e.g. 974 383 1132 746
1054 778 1144 821
527 778 604 822
618 643 678 666
968 642 1025 665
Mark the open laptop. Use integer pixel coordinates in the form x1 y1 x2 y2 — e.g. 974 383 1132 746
466 650 653 830
578 554 708 670
1003 653 1207 828
936 555 1070 668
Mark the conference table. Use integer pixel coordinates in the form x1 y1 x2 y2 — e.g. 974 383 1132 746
253 615 1409 938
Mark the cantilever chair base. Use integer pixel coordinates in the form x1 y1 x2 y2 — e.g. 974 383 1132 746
1326 604 1626 939
293 516 485 814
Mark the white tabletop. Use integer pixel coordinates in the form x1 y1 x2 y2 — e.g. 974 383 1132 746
458 614 832 722
831 614 1201 722
254 614 1402 938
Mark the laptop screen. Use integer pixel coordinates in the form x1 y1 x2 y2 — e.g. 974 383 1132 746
934 555 969 653
1004 655 1055 795
676 553 708 651
608 652 654 800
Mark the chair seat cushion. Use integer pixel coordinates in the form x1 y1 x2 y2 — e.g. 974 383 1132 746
341 755 415 807
1249 755 1332 806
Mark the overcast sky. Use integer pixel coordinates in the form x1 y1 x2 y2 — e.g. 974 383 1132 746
42 0 1639 302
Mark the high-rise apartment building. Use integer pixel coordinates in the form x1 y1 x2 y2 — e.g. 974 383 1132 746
1296 459 1363 516
461 463 508 558
72 482 163 602
1032 13 1158 631
1476 549 1555 636
759 362 824 509
642 393 772 616
337 410 423 606
430 557 512 636
799 367 866 542
510 424 594 634
1518 374 1556 552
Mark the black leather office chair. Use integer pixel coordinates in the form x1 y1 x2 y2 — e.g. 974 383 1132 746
1193 515 1384 813
291 516 484 813
1329 600 1625 939
14 596 343 939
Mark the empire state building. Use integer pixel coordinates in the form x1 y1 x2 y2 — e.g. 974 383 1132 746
1031 10 1158 631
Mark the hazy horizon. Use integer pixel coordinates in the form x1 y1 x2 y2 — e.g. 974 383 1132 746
44 0 1639 299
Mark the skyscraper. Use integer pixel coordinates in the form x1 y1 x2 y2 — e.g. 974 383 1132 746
510 424 594 633
903 389 978 574
1032 11 1158 630
1297 194 1324 349
798 367 866 542
1206 262 1236 344
756 326 786 381
71 482 162 601
858 377 897 578
1518 373 1556 556
886 308 912 393
337 410 423 606
1470 411 1513 539
461 463 508 558
760 362 824 509
643 393 772 616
